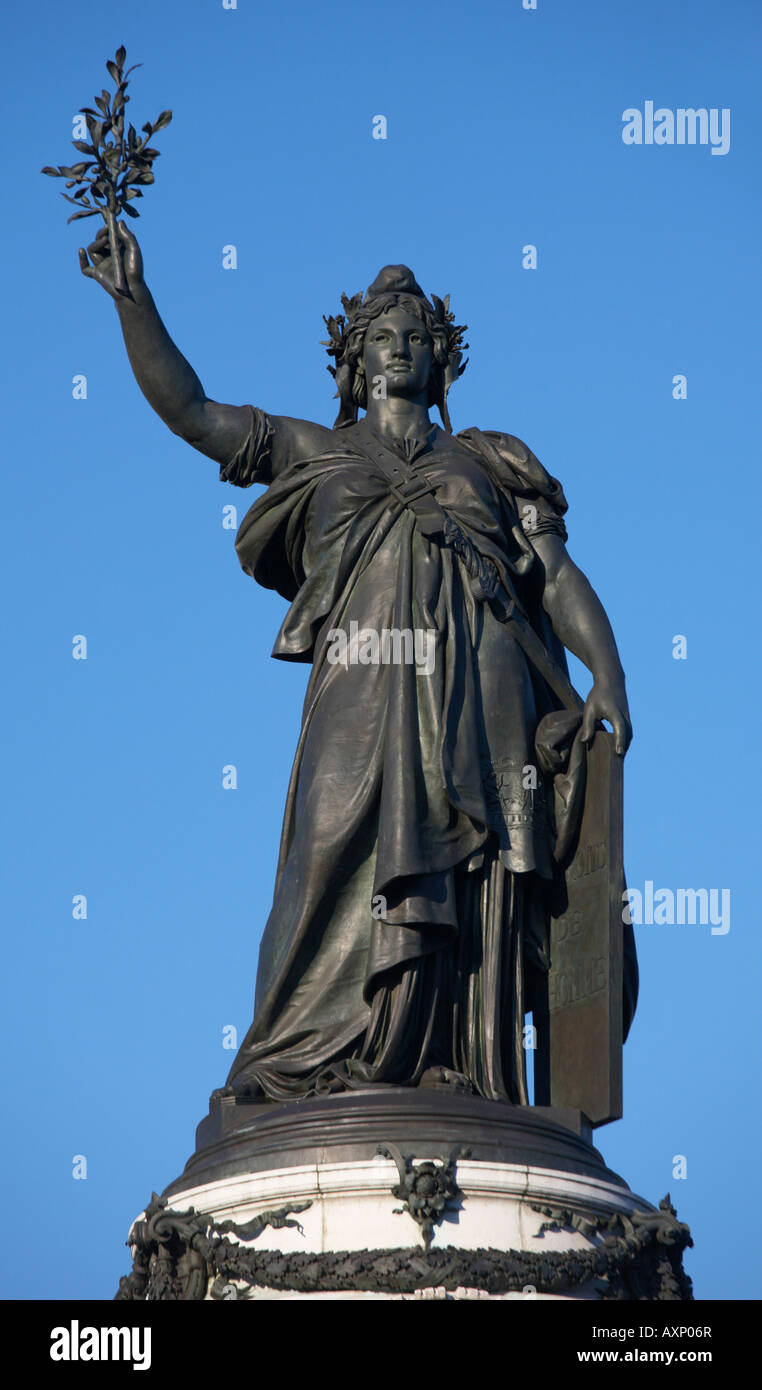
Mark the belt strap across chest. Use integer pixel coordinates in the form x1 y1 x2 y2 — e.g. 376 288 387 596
350 426 583 712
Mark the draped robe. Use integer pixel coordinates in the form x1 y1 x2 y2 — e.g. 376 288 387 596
218 409 585 1103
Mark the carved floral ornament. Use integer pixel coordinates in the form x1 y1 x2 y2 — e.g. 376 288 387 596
115 1186 692 1301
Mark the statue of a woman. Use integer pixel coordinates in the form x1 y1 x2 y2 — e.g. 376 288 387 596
80 225 635 1106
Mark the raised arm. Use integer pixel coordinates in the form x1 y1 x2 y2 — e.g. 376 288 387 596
79 221 250 465
531 531 633 756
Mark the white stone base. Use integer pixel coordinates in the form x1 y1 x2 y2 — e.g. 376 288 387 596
232 1286 584 1301
132 1155 652 1301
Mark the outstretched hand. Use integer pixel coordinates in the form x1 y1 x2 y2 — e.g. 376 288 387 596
581 679 633 757
79 221 145 302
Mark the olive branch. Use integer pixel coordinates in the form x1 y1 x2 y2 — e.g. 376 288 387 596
41 45 172 294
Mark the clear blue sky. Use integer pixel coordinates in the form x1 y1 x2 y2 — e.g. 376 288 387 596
2 0 760 1299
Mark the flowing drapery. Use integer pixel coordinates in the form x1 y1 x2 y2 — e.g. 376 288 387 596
220 414 580 1101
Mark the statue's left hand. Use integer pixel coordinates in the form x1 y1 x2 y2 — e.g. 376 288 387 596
581 680 632 757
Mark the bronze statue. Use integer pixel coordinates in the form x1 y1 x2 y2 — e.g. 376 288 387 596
80 224 637 1115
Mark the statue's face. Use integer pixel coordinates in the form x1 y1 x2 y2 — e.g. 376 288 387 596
359 307 434 400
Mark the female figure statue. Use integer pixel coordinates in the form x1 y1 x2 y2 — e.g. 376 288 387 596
80 225 634 1106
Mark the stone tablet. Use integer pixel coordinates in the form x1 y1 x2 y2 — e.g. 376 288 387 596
542 730 624 1125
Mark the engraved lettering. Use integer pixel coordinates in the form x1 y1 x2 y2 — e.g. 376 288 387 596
548 954 607 1011
567 840 607 882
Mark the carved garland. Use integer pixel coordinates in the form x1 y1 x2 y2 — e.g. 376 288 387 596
115 1192 692 1301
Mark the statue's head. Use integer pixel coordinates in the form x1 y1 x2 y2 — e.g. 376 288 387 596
322 265 468 431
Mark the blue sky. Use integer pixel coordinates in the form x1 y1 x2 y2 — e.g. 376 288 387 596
2 0 760 1299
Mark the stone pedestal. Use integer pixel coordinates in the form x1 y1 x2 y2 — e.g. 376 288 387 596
116 1092 693 1301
